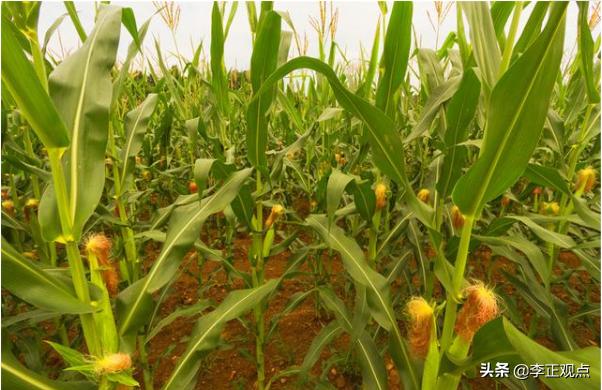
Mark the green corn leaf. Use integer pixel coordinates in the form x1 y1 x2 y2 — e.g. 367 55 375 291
437 69 481 199
3 153 51 182
577 1 600 103
1 210 28 231
2 338 95 389
319 287 389 390
1 238 94 314
42 13 67 54
116 168 253 344
327 169 355 225
45 341 87 369
404 75 462 144
266 290 313 340
146 300 212 343
417 49 445 93
512 2 549 59
524 164 571 195
246 1 257 35
574 249 601 282
257 2 274 32
490 1 516 47
1 16 70 149
162 280 278 390
475 234 549 287
154 41 185 118
350 180 377 224
211 2 230 115
571 196 601 231
375 1 412 117
223 2 238 39
246 11 281 170
307 215 390 328
63 1 87 43
121 7 140 50
193 158 254 228
358 18 381 98
461 2 501 92
452 3 567 217
112 17 151 110
2 310 59 329
120 94 159 189
137 230 226 265
278 30 293 66
307 215 419 389
504 215 576 248
38 5 122 241
300 321 343 375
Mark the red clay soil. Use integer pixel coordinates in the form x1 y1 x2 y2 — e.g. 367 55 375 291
141 227 414 390
14 214 594 389
136 227 600 390
7 230 595 389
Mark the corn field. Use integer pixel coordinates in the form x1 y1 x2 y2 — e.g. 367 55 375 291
1 1 601 389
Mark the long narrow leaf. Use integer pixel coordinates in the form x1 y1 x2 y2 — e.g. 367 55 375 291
1 238 94 314
375 2 412 117
1 17 70 149
162 280 278 389
39 5 122 241
246 11 281 170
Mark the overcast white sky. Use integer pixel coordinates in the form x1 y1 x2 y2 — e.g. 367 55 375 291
38 1 588 71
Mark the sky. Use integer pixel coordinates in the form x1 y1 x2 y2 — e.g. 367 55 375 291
38 1 589 72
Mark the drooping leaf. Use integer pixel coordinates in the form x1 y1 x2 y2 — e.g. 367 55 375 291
1 16 70 149
475 234 549 287
504 215 576 248
112 17 151 109
524 164 571 195
193 158 254 228
326 169 374 225
146 300 212 343
249 56 434 226
300 321 343 375
1 238 94 314
2 338 95 390
162 281 278 389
